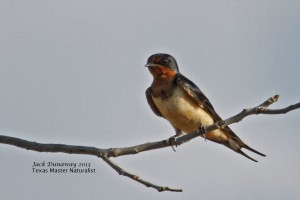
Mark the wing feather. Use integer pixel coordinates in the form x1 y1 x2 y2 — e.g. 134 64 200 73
146 87 164 118
176 74 240 138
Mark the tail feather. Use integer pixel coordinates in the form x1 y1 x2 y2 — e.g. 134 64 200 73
204 128 266 162
228 137 266 162
238 149 258 162
243 145 266 157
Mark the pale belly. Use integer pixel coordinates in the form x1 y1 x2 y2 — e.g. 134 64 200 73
152 87 215 133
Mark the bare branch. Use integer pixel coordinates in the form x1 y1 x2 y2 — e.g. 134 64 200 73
101 156 182 192
0 135 181 192
0 135 103 156
0 95 299 192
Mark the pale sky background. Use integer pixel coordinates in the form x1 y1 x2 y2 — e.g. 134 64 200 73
0 0 299 199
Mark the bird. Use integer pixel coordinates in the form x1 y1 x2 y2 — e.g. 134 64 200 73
145 53 266 162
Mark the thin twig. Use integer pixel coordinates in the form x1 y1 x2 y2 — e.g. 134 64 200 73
101 156 182 192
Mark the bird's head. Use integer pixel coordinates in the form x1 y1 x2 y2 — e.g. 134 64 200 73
145 53 179 79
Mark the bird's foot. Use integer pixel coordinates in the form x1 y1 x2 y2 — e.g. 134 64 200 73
197 125 207 142
167 136 178 152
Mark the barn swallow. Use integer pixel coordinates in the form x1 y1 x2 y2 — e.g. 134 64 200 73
145 53 266 162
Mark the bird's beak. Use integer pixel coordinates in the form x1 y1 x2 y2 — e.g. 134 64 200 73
145 63 160 68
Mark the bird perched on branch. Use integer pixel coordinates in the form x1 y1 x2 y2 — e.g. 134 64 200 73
145 53 265 162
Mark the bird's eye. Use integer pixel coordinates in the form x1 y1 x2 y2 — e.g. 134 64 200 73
162 59 169 64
